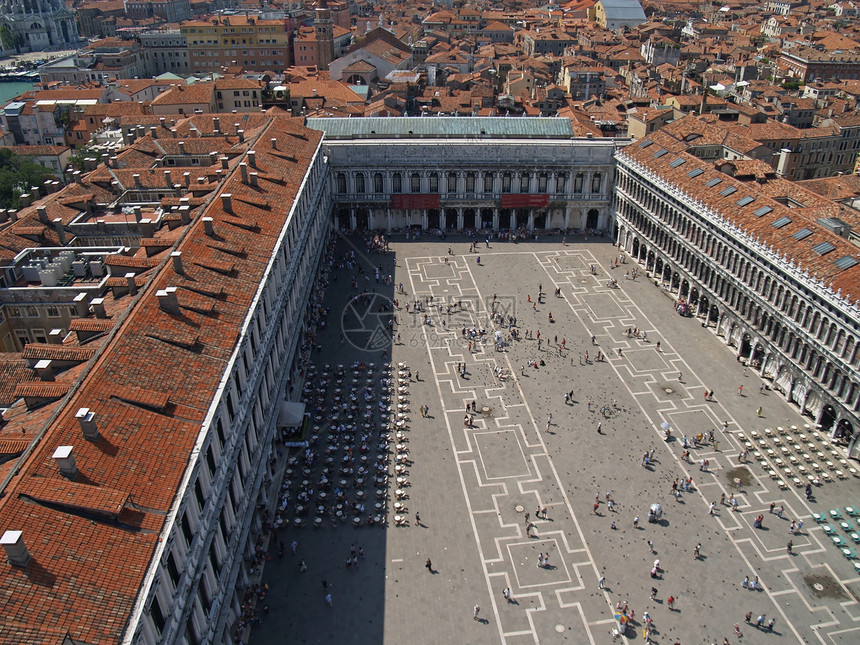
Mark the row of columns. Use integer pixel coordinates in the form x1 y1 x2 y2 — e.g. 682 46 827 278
617 220 859 449
338 169 606 198
339 205 605 231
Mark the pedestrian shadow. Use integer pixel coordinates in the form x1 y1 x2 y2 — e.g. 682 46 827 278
476 618 490 625
506 599 520 606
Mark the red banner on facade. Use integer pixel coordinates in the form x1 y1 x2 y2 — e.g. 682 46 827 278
391 194 440 209
501 194 549 208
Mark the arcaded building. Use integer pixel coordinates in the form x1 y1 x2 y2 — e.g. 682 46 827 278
614 128 860 451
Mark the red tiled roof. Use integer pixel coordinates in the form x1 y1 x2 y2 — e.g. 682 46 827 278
619 128 860 303
0 115 323 643
21 344 97 363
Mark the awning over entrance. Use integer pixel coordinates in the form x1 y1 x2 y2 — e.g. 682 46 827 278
277 401 306 428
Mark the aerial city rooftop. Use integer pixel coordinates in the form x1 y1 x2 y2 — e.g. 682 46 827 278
0 0 857 643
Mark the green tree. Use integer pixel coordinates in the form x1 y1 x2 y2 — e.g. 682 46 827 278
0 148 56 210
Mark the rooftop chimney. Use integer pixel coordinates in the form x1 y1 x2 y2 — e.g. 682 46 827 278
1 531 31 567
125 273 137 296
220 156 229 170
133 205 142 223
164 170 172 188
157 286 180 314
73 171 82 184
73 292 89 317
20 193 31 207
91 297 106 319
237 128 245 142
133 173 142 188
139 218 154 238
249 172 258 187
178 141 186 155
34 359 54 382
209 151 218 166
271 137 278 150
36 205 49 224
0 209 6 223
48 328 63 345
171 251 184 274
171 128 178 138
150 126 158 139
159 117 166 128
75 407 99 441
240 162 248 184
213 116 221 133
221 193 233 213
183 172 191 188
53 218 66 245
7 210 16 223
248 150 256 167
52 445 78 480
202 216 214 236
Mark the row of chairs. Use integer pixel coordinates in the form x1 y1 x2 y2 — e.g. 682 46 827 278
813 507 860 572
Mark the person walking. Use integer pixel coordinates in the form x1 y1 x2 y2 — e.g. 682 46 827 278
426 558 433 573
502 587 511 602
473 604 481 620
325 592 333 607
667 595 675 610
598 574 606 589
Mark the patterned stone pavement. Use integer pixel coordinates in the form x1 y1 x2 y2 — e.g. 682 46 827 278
253 234 860 645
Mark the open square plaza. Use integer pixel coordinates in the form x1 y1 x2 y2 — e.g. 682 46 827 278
252 234 860 645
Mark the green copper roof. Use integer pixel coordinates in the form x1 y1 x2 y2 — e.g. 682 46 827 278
305 116 574 139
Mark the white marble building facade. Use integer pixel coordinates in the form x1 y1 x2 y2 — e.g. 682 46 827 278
322 138 618 234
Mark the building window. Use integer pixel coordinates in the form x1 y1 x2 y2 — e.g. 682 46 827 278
410 172 420 193
591 173 602 193
447 173 457 193
556 173 567 192
355 173 365 194
373 172 383 193
574 173 584 193
502 173 511 193
392 172 402 193
429 172 438 192
484 173 493 193
538 173 548 193
465 172 475 192
150 596 166 636
519 174 529 192
336 172 346 193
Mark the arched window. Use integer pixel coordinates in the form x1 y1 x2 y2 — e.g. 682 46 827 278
591 172 602 193
355 173 365 194
483 172 493 193
502 173 512 193
465 172 476 192
336 172 346 193
447 173 457 193
429 172 438 192
410 172 420 193
573 173 584 193
538 173 548 193
392 172 402 193
555 173 567 192
373 172 383 193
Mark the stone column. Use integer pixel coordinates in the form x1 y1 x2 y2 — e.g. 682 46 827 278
386 208 392 232
457 208 464 230
349 206 357 231
492 208 499 230
368 208 375 230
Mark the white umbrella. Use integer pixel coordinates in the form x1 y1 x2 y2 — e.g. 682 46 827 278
660 422 671 430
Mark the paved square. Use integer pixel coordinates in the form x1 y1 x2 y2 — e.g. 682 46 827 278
252 234 860 645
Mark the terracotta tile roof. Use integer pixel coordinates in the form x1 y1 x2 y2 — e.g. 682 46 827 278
21 344 97 364
22 478 129 518
12 382 72 400
0 439 30 456
0 115 323 643
0 355 32 408
619 128 860 303
68 319 116 333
